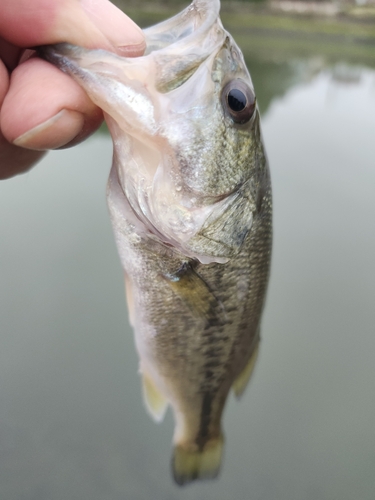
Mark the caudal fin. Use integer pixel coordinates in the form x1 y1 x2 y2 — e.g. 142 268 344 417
172 436 224 486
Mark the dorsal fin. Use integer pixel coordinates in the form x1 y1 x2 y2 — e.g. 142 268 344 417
232 340 260 399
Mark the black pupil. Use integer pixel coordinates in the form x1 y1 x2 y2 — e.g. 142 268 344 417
227 89 247 112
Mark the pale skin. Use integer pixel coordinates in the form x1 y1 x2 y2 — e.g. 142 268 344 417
0 0 145 179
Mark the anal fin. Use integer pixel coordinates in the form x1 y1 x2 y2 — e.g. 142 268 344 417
142 372 168 423
232 340 260 399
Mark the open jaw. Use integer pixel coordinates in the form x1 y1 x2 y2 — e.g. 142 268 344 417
37 0 224 109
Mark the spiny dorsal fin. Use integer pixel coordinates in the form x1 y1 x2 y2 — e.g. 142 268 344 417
142 372 168 423
232 341 260 399
172 436 223 486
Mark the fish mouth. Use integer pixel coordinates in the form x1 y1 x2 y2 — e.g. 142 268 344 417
144 0 224 93
37 0 225 95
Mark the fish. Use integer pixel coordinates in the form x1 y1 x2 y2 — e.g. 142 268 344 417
38 0 272 486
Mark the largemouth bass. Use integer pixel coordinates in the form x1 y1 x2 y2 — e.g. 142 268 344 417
39 0 272 486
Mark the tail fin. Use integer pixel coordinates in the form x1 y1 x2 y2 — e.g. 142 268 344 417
172 436 224 486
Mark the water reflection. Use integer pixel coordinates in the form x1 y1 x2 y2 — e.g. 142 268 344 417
0 61 374 498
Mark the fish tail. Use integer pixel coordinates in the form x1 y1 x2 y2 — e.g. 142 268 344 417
172 435 224 486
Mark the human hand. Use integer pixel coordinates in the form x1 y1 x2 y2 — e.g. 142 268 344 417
0 0 145 179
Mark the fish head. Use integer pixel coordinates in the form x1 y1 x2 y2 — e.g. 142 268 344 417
39 0 266 263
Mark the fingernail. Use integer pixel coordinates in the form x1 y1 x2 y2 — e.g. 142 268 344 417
13 109 84 150
81 0 145 54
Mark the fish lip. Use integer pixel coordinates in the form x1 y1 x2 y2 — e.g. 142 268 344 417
144 0 221 55
36 43 83 73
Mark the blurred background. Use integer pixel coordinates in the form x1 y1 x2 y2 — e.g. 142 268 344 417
0 1 374 499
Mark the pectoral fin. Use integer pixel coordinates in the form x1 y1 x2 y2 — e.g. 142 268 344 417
163 262 222 320
232 341 260 399
142 372 168 423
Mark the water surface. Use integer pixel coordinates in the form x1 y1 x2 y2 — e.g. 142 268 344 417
0 54 374 499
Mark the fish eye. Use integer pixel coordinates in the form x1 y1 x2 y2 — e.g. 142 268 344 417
222 80 256 124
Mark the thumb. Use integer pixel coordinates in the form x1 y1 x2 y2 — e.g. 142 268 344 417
0 0 145 56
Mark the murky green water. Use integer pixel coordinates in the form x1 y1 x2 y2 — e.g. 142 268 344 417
1 25 375 500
